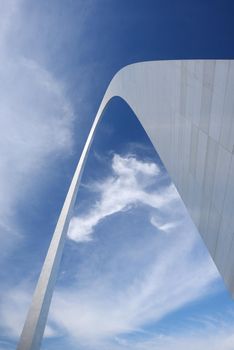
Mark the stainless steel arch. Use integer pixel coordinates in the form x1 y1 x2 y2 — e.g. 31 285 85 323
17 60 234 350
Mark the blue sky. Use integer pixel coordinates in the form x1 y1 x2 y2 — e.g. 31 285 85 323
0 1 234 349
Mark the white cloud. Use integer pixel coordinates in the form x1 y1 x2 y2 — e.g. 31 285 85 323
2 282 234 350
0 152 222 348
49 226 218 343
0 0 74 256
68 154 178 242
150 216 179 233
0 0 75 345
0 4 228 349
110 324 234 350
42 153 220 346
0 284 56 339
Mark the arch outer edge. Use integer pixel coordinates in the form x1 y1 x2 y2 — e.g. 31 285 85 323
17 59 234 350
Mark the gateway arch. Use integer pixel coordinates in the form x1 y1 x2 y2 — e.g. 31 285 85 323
17 60 234 350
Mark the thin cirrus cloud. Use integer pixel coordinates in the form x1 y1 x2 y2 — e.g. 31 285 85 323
0 0 74 257
0 3 230 349
43 153 221 346
110 323 234 350
150 216 179 233
0 2 74 339
68 154 178 242
0 286 56 339
0 153 223 348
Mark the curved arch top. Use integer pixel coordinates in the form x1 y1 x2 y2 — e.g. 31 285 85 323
17 60 234 350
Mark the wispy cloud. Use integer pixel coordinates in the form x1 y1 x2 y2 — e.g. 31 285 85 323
68 154 177 242
0 151 222 348
0 4 229 349
110 323 234 350
0 284 57 339
150 216 179 233
49 228 218 343
0 0 74 257
42 153 220 346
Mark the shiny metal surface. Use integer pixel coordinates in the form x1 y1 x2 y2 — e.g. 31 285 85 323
17 60 234 350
